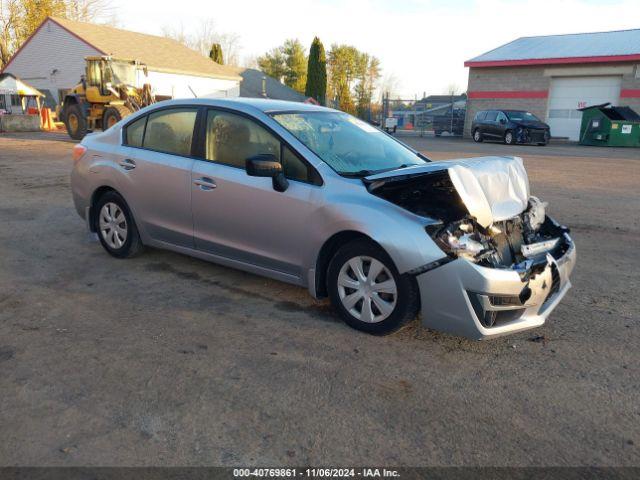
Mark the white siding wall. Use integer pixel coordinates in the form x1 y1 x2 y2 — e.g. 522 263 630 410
139 70 240 99
3 18 240 106
2 19 100 105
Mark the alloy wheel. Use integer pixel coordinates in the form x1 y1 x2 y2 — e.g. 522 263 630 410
337 256 397 323
505 131 513 144
99 202 128 249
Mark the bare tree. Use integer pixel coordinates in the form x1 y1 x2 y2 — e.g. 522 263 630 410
241 53 259 70
379 73 401 101
162 18 242 66
65 0 114 22
445 82 462 95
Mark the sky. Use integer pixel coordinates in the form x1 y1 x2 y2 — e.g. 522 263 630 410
113 0 640 99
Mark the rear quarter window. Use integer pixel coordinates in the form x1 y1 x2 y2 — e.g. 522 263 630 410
474 111 487 121
125 115 146 147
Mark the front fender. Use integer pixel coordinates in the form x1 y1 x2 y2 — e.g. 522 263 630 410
307 195 446 275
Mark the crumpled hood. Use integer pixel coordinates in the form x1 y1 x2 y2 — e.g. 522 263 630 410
364 156 530 227
447 157 529 227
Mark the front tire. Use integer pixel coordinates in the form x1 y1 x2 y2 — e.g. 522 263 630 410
94 191 143 259
504 130 515 145
327 240 419 335
473 129 483 142
64 104 88 140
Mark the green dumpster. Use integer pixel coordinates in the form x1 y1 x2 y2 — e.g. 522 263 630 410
578 103 640 147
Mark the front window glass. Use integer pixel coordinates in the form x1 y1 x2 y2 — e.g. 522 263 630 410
143 108 197 156
506 111 540 122
272 111 425 176
205 110 280 168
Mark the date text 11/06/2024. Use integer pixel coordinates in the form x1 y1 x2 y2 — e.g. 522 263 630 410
233 468 401 478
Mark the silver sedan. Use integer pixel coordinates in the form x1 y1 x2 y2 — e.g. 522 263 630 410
70 98 576 339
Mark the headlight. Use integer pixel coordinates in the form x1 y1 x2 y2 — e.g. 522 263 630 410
429 220 491 262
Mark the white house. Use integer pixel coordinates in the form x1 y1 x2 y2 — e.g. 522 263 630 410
0 17 242 108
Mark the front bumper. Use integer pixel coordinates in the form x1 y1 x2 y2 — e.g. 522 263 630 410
416 234 576 340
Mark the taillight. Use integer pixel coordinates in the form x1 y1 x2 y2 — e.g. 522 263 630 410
72 144 87 163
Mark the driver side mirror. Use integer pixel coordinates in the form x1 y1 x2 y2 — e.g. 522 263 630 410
499 118 506 124
245 154 289 192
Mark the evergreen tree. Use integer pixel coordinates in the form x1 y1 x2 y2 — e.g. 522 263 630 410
209 42 224 64
305 36 327 105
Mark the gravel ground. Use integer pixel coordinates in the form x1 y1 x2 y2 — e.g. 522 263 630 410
0 132 638 467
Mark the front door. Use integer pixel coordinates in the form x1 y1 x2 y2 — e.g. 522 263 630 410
118 107 198 247
191 109 321 280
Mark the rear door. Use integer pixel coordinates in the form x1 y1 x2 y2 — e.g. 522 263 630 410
482 110 499 138
191 108 321 281
117 107 198 247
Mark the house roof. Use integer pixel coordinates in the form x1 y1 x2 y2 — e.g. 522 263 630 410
420 94 467 104
465 28 640 67
0 73 44 96
233 68 307 102
30 17 241 80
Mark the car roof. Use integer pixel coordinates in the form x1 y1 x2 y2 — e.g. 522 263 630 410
477 109 533 115
149 97 335 114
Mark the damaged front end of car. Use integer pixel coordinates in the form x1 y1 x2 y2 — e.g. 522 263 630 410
365 157 576 339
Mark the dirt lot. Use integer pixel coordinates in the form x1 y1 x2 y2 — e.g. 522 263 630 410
0 132 638 466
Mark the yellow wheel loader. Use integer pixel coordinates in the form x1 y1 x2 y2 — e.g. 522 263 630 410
61 56 155 140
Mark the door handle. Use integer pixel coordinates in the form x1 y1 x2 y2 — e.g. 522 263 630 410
194 177 217 190
118 158 136 170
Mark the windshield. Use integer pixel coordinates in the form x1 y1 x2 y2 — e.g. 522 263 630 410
108 61 137 86
506 111 540 122
272 111 426 175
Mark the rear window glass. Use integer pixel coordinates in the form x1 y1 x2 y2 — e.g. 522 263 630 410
125 115 146 147
143 108 198 156
474 111 486 121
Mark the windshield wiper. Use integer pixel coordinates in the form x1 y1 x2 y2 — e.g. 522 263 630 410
340 169 378 178
341 164 414 178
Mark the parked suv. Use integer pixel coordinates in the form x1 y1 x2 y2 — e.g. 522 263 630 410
70 98 575 340
472 110 550 145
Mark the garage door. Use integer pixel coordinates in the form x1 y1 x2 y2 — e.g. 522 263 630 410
547 76 621 141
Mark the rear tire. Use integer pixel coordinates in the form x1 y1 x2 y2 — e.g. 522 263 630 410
94 191 144 259
327 240 419 335
64 104 88 140
473 129 483 142
103 105 133 131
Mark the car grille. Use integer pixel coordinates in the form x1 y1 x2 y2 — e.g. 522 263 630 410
528 129 547 143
